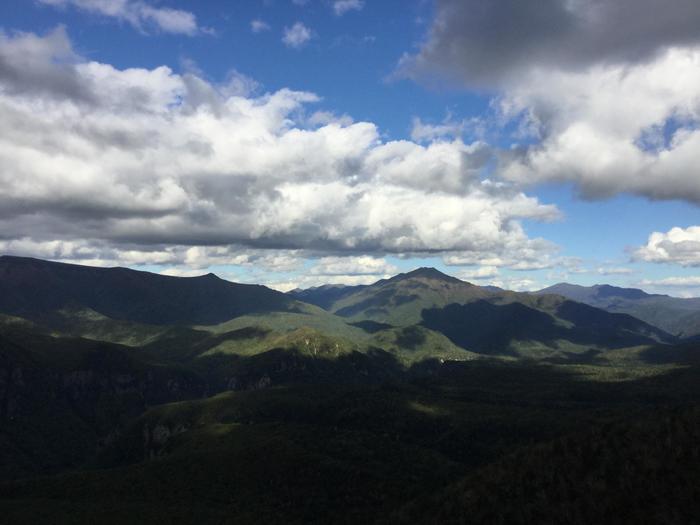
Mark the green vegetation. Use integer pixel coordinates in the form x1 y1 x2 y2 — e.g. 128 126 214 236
1 257 700 523
538 282 700 338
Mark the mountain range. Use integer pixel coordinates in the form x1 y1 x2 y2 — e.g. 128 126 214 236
1 255 699 523
0 256 677 358
536 282 700 339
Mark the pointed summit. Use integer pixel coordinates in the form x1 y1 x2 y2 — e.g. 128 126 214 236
391 267 465 284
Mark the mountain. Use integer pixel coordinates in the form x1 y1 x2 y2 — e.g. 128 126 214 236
400 405 700 524
321 267 493 325
297 267 675 356
0 258 677 359
288 283 367 310
1 257 699 523
0 323 206 480
4 357 700 524
536 283 700 339
0 255 297 326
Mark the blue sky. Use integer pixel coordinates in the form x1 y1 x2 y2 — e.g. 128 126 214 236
0 0 699 295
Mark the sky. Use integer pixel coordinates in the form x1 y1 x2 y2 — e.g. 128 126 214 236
0 0 699 296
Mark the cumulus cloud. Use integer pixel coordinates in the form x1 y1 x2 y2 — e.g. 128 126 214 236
282 22 312 48
0 28 559 272
497 48 700 203
267 274 388 293
634 226 700 266
487 277 539 292
442 236 561 272
261 256 398 291
399 1 700 205
308 256 398 276
38 0 203 35
333 0 364 16
457 266 499 281
401 0 700 89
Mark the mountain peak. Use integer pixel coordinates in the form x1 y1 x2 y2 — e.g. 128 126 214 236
392 267 464 284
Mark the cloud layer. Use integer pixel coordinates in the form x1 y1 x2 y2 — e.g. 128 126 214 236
0 27 557 272
635 226 700 266
497 48 700 203
402 0 700 88
400 0 700 206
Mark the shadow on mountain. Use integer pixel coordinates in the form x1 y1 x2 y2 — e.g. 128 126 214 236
421 300 671 355
541 348 604 365
4 357 700 525
396 404 700 525
555 300 674 345
193 346 406 393
638 341 700 365
335 289 419 318
349 320 394 334
421 301 559 355
0 256 297 326
0 332 207 481
395 325 428 350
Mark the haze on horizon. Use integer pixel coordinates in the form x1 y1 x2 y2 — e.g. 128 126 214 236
1 0 699 297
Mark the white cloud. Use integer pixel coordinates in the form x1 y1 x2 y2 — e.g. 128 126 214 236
333 0 364 16
159 267 211 278
38 0 202 35
282 22 312 48
308 256 398 276
596 267 633 275
401 0 700 90
266 273 386 293
497 47 700 203
487 277 539 292
634 226 700 266
307 110 353 127
251 19 271 33
263 256 398 291
0 28 559 273
400 1 700 206
442 236 560 272
640 276 700 287
410 116 464 143
457 266 499 280
638 276 700 297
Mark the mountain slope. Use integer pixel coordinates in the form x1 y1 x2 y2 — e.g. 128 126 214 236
537 283 700 338
304 268 675 356
288 284 368 310
399 406 700 524
326 268 493 325
0 256 297 326
0 325 206 480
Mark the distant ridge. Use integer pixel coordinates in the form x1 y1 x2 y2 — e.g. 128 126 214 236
0 257 679 354
0 255 295 325
291 264 674 353
536 282 700 338
539 282 663 302
289 267 467 308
